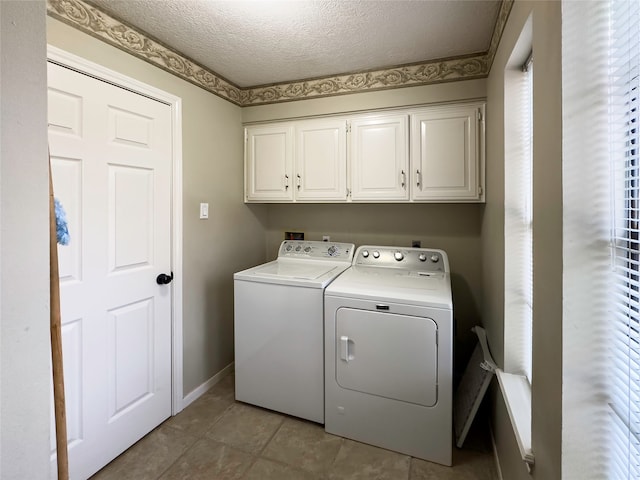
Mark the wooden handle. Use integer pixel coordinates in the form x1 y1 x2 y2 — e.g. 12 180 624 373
50 161 69 480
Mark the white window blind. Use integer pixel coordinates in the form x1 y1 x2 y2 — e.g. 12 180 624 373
504 41 533 383
562 0 640 478
499 20 535 466
609 0 640 477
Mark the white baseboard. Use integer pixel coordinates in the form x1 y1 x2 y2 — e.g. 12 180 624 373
181 362 235 409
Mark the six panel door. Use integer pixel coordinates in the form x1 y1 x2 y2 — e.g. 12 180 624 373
48 61 173 480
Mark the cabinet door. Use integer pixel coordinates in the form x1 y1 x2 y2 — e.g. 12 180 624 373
350 114 409 201
411 104 484 201
245 124 294 202
295 119 347 201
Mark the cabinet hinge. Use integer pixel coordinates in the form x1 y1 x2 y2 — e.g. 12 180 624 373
244 130 248 142
347 188 351 198
479 186 483 196
477 110 483 122
346 121 351 133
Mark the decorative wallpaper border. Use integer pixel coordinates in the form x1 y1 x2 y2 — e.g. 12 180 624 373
47 0 513 106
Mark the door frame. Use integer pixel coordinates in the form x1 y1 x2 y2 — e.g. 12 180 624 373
47 45 185 415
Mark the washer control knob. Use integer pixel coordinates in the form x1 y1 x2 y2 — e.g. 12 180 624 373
295 246 302 252
372 251 380 259
361 250 369 258
418 253 427 262
394 251 404 261
430 254 439 263
327 245 337 256
304 246 311 253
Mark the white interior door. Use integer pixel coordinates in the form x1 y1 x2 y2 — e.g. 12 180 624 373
47 61 173 480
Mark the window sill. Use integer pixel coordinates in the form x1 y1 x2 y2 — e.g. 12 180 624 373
496 369 535 469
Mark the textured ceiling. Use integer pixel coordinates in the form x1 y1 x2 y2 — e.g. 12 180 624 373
86 0 502 88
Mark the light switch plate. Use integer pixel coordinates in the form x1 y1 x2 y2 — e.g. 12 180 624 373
199 203 209 219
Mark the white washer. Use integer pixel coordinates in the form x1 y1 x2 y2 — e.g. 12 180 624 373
324 245 453 466
234 240 354 423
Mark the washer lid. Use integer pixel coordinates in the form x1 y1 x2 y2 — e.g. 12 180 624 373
254 261 340 280
234 259 350 288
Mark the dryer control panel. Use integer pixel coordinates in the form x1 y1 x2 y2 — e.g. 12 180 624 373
354 245 449 273
279 240 355 262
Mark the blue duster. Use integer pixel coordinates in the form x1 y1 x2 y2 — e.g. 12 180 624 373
54 197 70 246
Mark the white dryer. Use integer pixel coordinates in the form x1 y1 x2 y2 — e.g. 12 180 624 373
324 245 453 466
234 240 354 423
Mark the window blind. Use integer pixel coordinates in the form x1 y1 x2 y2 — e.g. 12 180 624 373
504 48 533 382
563 0 640 477
609 0 640 477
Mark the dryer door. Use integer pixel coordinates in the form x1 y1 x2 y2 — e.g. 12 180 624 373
335 307 438 407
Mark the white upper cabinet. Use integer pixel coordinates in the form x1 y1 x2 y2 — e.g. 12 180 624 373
410 103 484 202
295 118 348 201
350 114 409 201
243 101 485 203
245 124 294 201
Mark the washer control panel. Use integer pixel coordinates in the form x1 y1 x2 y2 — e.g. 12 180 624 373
354 245 449 273
279 240 355 261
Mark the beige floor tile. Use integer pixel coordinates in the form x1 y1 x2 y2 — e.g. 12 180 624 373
243 458 323 480
159 438 253 480
327 439 411 480
204 374 236 404
163 394 233 437
91 425 198 480
261 417 343 475
410 449 497 480
206 402 284 454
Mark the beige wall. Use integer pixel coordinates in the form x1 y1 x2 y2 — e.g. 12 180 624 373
483 1 562 479
243 80 487 376
47 18 269 395
1 1 51 477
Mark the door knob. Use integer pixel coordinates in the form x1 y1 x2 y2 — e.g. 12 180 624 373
156 272 173 285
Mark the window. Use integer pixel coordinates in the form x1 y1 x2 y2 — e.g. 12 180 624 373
609 0 640 476
562 0 640 478
498 15 534 468
504 54 533 383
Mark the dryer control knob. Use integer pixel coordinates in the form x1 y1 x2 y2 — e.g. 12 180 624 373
394 251 404 261
286 244 293 251
373 251 380 259
419 253 427 262
304 246 311 253
361 250 369 258
430 254 439 263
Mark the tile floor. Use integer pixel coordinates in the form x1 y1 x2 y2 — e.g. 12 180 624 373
92 375 498 480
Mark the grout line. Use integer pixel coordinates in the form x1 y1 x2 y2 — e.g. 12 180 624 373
256 414 287 457
153 436 203 480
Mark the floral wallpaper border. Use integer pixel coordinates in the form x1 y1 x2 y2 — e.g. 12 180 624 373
47 0 513 106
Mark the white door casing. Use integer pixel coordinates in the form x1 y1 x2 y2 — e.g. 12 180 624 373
47 46 183 479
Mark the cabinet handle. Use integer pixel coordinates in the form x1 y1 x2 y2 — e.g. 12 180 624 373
297 174 301 190
416 169 422 187
284 174 289 190
401 170 406 189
